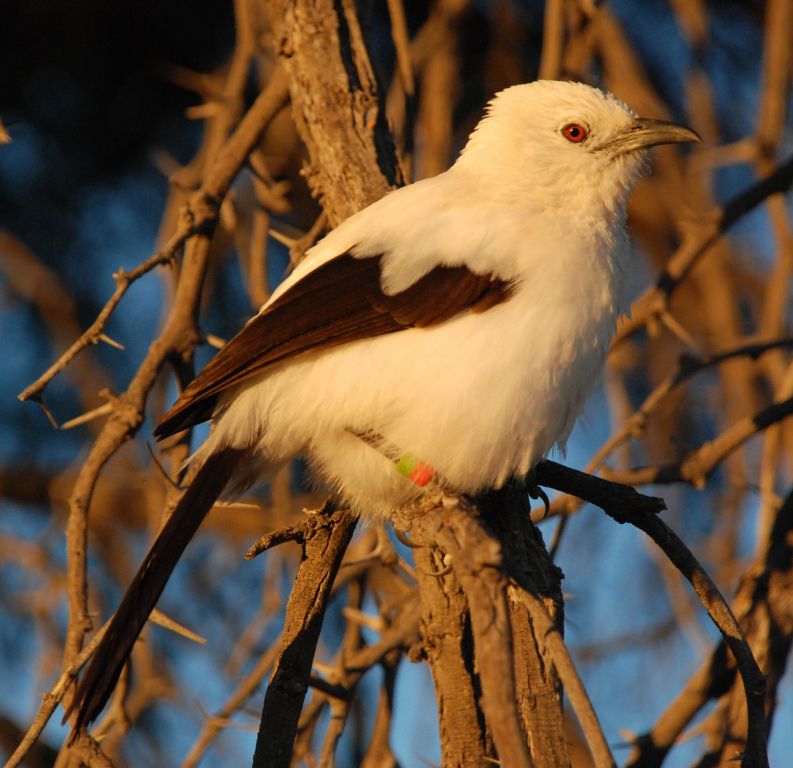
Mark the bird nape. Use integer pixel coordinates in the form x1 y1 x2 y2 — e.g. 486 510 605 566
65 80 700 738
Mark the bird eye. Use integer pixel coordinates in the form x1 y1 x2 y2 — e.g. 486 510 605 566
562 123 588 143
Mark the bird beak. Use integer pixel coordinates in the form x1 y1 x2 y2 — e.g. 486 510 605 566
599 118 701 155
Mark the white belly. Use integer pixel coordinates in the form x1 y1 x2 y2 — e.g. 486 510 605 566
205 266 620 517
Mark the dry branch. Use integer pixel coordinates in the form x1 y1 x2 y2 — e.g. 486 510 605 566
6 3 788 767
614 154 793 347
603 394 793 487
536 459 768 766
268 0 404 226
517 590 614 768
13 57 290 767
411 540 492 766
4 621 110 768
251 507 357 768
408 496 534 768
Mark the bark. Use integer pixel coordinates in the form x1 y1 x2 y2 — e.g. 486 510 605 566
268 0 405 227
397 488 569 768
413 545 492 766
251 507 357 767
481 490 569 767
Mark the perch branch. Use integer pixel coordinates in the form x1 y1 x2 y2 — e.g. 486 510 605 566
251 508 357 768
536 460 767 767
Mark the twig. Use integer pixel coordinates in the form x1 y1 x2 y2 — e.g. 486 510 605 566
413 0 465 178
245 517 314 558
5 620 110 768
359 651 401 768
0 231 111 412
537 338 793 526
607 510 767 765
386 0 415 98
539 0 565 80
251 508 357 768
317 578 365 767
613 154 793 347
626 640 735 768
19 69 289 410
51 67 290 744
182 645 280 768
591 339 793 474
602 395 793 487
535 460 767 765
535 460 666 517
516 590 615 768
17 233 186 405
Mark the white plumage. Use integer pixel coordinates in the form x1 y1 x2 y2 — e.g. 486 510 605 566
71 80 700 732
191 80 697 516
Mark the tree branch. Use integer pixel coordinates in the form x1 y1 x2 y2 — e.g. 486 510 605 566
251 507 357 767
536 460 768 768
613 154 793 346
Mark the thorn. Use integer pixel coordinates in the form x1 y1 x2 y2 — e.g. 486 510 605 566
392 527 422 549
149 147 182 180
145 442 182 491
220 195 237 230
659 310 701 354
341 607 386 632
213 500 264 511
268 228 298 248
149 609 206 644
248 151 275 184
204 333 227 350
34 396 60 430
311 660 337 678
185 102 223 120
153 61 222 100
99 333 125 350
60 402 114 430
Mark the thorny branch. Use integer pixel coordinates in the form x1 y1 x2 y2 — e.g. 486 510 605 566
17 69 290 409
6 2 790 767
614 154 793 347
251 507 357 768
538 460 768 768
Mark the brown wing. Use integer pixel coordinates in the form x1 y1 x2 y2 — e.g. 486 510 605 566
155 252 514 438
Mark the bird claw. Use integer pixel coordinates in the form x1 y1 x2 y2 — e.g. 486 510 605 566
416 554 453 578
524 467 550 518
392 527 422 549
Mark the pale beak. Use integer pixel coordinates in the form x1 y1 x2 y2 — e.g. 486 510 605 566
598 118 701 156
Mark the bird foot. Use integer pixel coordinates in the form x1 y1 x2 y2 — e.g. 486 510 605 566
524 467 550 518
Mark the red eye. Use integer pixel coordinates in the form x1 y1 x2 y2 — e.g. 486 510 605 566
562 123 588 143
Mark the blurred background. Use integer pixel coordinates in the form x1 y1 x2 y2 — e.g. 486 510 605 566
1 0 792 765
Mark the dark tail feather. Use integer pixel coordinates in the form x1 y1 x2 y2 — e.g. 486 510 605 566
65 447 245 737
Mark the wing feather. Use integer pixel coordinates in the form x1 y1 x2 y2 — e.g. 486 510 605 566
155 252 514 438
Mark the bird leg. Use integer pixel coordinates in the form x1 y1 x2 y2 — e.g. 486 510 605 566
347 428 443 489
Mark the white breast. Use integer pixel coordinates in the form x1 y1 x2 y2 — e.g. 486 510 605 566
202 205 628 516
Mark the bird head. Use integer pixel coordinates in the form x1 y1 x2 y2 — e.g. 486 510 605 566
455 80 700 219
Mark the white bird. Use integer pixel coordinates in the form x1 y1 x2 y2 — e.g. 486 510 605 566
68 80 699 733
